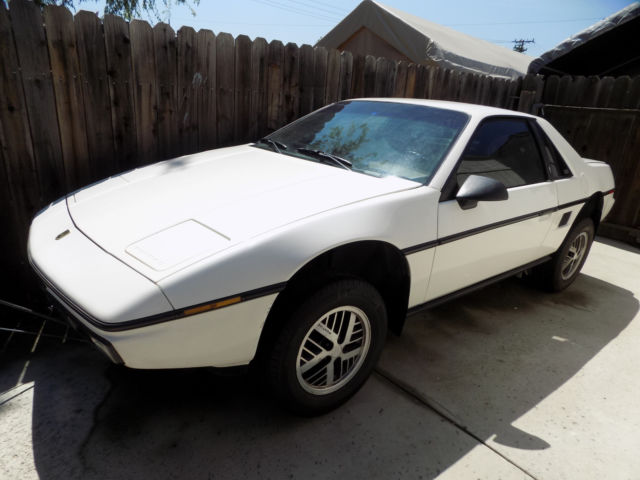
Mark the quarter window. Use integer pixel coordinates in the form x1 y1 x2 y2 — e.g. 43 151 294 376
536 125 573 178
456 118 547 189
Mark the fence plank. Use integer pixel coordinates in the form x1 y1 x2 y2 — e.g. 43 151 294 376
325 48 340 104
153 22 178 160
404 63 416 98
10 0 65 204
476 75 490 105
469 74 483 105
44 5 90 191
363 55 376 97
176 26 198 154
416 64 431 99
282 42 300 123
451 69 463 101
393 60 408 98
234 34 252 143
313 47 328 110
350 54 365 99
298 44 314 116
0 124 34 302
104 14 137 171
373 57 386 97
129 20 158 165
0 128 22 298
609 76 631 109
191 29 215 152
496 78 511 108
506 77 522 110
499 78 512 108
542 75 559 104
628 76 640 109
431 67 448 100
75 11 116 178
594 76 614 107
517 73 543 113
581 76 601 108
456 72 471 103
386 59 398 97
0 2 38 246
267 40 284 132
196 29 216 151
564 75 586 106
250 37 267 139
338 51 353 101
487 77 505 107
216 32 235 146
555 75 573 105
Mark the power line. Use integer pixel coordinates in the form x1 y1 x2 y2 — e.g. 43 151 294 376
303 0 350 14
170 16 334 27
282 0 348 16
445 17 602 27
250 0 342 23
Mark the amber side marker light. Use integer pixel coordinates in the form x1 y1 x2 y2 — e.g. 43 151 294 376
183 296 242 316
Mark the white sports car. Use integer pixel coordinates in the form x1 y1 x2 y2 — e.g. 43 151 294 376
29 99 615 414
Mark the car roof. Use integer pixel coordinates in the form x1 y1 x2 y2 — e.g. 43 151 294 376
346 97 536 120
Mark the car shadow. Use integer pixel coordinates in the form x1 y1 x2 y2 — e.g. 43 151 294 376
379 272 639 454
9 272 639 479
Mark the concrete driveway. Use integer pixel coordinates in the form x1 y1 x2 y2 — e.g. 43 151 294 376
1 238 639 479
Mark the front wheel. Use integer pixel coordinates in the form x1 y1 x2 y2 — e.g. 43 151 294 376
268 279 387 415
533 217 595 292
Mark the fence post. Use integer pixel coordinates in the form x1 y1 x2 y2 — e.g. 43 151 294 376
517 73 544 113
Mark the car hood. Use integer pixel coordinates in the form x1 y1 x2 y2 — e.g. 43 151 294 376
67 145 419 281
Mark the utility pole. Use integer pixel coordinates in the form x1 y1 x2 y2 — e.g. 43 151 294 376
513 38 535 53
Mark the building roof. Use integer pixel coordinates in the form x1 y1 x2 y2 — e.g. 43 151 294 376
528 2 640 76
316 0 532 80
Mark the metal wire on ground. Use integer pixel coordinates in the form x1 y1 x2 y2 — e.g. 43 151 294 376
0 299 86 356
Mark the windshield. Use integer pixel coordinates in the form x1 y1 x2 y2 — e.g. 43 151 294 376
258 100 469 183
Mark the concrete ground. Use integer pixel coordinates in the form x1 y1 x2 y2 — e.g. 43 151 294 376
1 237 639 480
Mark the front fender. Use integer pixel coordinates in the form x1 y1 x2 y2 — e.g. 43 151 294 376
157 186 439 309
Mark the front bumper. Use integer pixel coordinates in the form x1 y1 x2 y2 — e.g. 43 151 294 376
28 199 278 369
40 272 278 369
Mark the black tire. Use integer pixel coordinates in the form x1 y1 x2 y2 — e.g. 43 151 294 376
268 279 387 415
532 217 595 292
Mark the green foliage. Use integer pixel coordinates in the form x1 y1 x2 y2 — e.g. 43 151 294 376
32 0 200 21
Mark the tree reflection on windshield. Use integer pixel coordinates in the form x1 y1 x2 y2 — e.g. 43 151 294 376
309 123 373 163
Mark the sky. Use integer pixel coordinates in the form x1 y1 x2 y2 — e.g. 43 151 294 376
72 0 634 58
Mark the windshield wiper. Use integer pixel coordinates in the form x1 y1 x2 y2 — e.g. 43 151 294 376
257 137 287 153
296 148 352 170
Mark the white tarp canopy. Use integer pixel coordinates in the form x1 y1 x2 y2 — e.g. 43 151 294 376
316 0 532 80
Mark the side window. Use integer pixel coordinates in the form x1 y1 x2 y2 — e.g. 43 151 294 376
536 125 573 178
456 118 547 189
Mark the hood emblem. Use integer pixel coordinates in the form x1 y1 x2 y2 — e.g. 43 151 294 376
55 230 70 240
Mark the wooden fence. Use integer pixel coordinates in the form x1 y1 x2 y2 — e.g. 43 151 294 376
1 0 639 305
545 106 640 241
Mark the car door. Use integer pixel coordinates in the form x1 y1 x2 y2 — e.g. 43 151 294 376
426 116 558 302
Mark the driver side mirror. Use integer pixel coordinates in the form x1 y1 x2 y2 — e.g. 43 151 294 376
456 175 509 210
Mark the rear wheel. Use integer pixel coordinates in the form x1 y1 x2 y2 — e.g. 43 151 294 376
532 217 595 292
268 279 387 415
